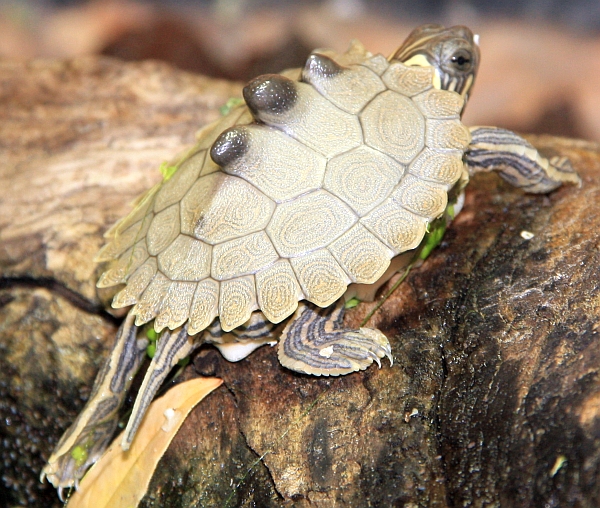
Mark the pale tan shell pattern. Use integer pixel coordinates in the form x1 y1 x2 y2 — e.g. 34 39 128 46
96 41 470 335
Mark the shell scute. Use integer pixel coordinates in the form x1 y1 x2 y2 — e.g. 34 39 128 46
360 91 426 164
255 260 303 323
409 148 464 187
219 276 257 331
427 119 471 151
323 145 404 216
132 271 171 326
102 184 159 242
266 190 357 257
382 62 433 96
112 258 158 308
96 215 152 262
305 39 370 68
157 234 211 281
153 281 196 332
245 76 363 158
290 249 350 307
302 54 386 114
360 54 389 75
146 203 180 256
211 231 279 281
199 149 222 177
328 224 393 284
361 199 428 254
214 125 327 202
188 279 219 335
180 172 275 244
193 105 250 150
391 175 448 219
154 151 205 213
412 89 464 119
97 239 148 288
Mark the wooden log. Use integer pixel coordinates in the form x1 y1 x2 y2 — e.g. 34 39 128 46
0 56 599 507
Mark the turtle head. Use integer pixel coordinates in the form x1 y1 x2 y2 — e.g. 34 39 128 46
391 24 480 104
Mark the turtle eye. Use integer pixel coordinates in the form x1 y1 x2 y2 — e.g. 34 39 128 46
450 50 472 71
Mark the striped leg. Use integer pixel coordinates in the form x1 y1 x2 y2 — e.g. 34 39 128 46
202 311 277 343
466 127 581 193
41 313 147 498
278 302 392 376
121 325 200 450
229 311 278 340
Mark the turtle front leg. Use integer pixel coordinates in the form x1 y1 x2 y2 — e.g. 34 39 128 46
41 313 147 498
121 325 200 450
465 126 581 193
278 302 393 376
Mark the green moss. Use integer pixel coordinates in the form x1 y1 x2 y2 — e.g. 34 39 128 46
159 162 179 181
146 328 159 341
344 297 361 309
219 97 244 116
447 202 456 220
146 343 156 359
70 445 88 467
419 217 447 261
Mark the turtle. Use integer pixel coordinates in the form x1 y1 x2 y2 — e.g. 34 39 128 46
42 24 580 495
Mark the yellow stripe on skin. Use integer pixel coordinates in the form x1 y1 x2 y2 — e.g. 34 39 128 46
460 75 473 98
400 54 431 68
390 33 441 62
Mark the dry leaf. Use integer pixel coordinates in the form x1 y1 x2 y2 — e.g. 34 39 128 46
67 377 223 508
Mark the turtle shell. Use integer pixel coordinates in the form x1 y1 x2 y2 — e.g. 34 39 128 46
96 42 470 334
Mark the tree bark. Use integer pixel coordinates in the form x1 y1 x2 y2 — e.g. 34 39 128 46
1 57 599 507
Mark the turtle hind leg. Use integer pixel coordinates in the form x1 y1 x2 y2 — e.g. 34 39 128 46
466 126 581 193
121 325 199 450
41 313 147 497
208 311 278 363
278 302 392 376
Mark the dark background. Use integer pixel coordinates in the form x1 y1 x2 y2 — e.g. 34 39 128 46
1 0 599 141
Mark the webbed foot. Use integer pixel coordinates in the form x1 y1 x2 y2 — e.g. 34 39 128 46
278 302 392 376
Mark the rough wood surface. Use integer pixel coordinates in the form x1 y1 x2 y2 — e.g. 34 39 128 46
1 57 599 508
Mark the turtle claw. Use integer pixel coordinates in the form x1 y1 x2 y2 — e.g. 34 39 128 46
549 155 582 186
367 344 394 370
312 328 392 375
56 480 80 503
359 327 393 362
369 351 382 368
57 486 67 503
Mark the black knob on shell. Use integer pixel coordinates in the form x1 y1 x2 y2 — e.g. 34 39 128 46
210 127 250 167
302 53 344 82
243 74 298 116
